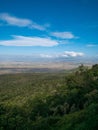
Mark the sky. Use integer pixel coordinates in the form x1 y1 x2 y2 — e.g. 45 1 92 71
0 0 98 61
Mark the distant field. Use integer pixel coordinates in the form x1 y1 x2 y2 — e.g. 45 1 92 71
0 61 91 74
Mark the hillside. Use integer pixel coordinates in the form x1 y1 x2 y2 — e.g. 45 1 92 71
0 64 98 130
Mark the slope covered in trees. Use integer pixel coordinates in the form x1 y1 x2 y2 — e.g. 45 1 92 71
0 64 98 130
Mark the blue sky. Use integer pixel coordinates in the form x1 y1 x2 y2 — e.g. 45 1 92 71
0 0 98 60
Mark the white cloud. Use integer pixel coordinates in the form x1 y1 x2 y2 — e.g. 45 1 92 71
0 35 59 47
61 51 84 57
0 13 46 30
40 54 53 58
87 44 98 47
40 51 84 58
51 32 78 39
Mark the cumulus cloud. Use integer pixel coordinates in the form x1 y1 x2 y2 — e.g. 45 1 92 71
39 51 84 59
51 31 78 39
0 35 59 47
0 13 46 30
61 51 84 57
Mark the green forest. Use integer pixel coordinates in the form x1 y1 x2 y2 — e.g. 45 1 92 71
0 64 98 130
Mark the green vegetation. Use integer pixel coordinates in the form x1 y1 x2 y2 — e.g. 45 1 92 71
0 64 98 130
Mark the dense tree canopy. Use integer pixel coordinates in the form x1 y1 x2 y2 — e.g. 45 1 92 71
0 64 98 130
